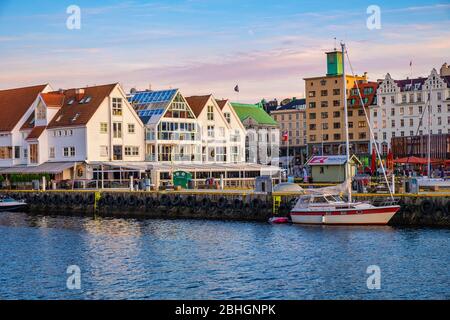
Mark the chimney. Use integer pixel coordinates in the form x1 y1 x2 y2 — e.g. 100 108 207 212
75 88 85 101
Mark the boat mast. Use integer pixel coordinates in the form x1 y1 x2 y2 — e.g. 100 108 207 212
341 42 352 202
427 86 431 178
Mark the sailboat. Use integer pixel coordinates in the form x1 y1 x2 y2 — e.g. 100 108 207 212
290 42 400 225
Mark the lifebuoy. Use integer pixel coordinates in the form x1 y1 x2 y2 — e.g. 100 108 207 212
104 194 114 206
419 200 434 215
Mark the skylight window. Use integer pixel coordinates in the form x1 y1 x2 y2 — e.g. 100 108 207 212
56 115 63 122
68 99 75 105
72 113 80 122
84 96 92 103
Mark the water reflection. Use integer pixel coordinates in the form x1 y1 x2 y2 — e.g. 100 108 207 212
0 212 448 299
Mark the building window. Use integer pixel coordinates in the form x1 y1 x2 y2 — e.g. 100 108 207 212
321 101 328 108
358 121 366 128
100 146 108 157
309 124 316 130
391 120 395 128
23 148 28 159
333 111 340 118
391 108 395 116
333 100 340 107
100 123 108 134
128 124 135 134
308 91 316 97
207 105 214 121
401 119 405 127
309 135 316 142
383 133 387 140
112 98 123 116
348 122 353 128
309 102 316 108
438 117 442 125
359 133 366 139
321 90 328 96
333 134 341 140
418 106 423 113
333 122 340 129
29 144 38 163
113 122 122 138
207 125 215 138
309 113 316 120
321 112 328 119
409 106 413 115
49 147 55 159
409 119 414 127
333 89 340 95
224 112 231 124
125 146 139 156
63 147 75 157
0 146 13 160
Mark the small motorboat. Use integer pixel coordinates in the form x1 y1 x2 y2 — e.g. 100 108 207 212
0 196 28 212
268 216 290 224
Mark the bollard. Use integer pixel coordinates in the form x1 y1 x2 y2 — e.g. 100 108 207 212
220 174 224 190
129 175 134 191
42 176 46 191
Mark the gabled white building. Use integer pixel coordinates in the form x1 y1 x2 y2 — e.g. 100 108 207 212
370 63 450 154
1 83 145 180
0 84 51 168
186 95 246 163
128 89 202 163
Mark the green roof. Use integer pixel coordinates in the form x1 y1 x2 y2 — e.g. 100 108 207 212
231 102 278 126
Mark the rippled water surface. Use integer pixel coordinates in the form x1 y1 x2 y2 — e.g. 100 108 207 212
0 212 448 299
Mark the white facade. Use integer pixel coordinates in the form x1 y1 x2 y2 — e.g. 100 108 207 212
0 84 51 168
217 100 246 163
370 65 450 154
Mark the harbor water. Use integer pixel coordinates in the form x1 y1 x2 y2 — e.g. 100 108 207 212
0 212 448 300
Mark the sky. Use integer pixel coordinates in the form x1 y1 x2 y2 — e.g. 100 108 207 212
0 0 449 103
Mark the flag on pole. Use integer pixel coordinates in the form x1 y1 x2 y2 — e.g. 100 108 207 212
410 61 412 67
282 131 289 142
234 85 239 93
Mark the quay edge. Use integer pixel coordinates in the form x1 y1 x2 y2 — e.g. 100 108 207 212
1 190 450 227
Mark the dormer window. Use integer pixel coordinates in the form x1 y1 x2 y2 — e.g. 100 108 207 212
84 96 92 103
68 98 75 105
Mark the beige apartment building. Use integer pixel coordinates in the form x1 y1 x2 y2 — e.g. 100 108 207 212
270 98 307 163
304 50 370 158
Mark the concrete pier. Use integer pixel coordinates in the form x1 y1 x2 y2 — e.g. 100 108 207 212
1 190 450 227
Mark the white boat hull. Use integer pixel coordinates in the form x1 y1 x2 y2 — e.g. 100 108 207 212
291 206 400 225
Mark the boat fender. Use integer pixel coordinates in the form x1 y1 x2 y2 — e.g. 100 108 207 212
233 199 243 209
186 195 196 208
251 198 262 209
201 197 211 208
217 197 228 209
51 193 60 205
104 194 114 206
128 195 138 207
171 195 182 206
419 200 434 215
73 194 83 205
87 193 95 205
445 201 450 216
434 205 446 219
115 195 125 207
160 194 171 207
145 197 154 208
63 194 71 205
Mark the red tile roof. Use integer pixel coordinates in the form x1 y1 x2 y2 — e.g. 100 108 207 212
185 95 212 117
41 92 65 108
348 81 378 108
26 126 46 140
20 111 35 130
215 99 228 110
0 84 47 132
47 83 118 129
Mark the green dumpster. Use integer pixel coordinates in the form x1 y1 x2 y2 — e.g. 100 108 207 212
173 171 193 189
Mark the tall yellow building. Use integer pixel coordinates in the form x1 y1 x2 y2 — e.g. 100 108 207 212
304 50 370 157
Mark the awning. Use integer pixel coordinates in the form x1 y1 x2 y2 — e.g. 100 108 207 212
393 156 441 165
0 162 76 174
